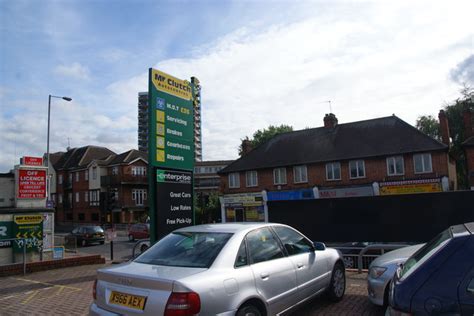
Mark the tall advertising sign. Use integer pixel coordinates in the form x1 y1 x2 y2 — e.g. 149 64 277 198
18 169 47 199
148 68 195 241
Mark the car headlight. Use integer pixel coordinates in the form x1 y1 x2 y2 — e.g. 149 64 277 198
369 266 387 279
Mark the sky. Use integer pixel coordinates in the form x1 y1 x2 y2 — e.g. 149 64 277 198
1 0 473 172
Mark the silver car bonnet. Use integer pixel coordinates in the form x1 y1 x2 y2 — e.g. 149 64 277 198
370 244 424 267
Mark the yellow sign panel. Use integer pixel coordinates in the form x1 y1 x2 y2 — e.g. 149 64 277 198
14 215 43 225
151 69 192 101
380 183 442 195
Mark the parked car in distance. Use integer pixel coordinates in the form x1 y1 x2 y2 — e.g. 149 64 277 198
90 223 346 316
128 223 149 241
367 244 423 306
388 222 474 315
69 226 105 247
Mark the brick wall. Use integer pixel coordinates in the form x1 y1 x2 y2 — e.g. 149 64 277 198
221 151 451 194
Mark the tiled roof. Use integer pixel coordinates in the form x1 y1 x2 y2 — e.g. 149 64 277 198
220 115 448 173
108 149 147 165
53 146 115 170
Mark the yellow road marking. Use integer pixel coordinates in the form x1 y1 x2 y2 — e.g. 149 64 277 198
13 278 82 291
21 290 39 305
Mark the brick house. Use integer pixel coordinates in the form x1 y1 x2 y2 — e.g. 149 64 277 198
53 146 148 225
218 114 456 223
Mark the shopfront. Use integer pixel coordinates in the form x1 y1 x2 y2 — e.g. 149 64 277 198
220 192 267 223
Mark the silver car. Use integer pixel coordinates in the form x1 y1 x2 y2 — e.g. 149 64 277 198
90 223 345 315
367 244 423 306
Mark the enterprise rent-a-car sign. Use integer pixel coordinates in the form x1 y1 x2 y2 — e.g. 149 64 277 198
148 68 194 171
156 169 193 238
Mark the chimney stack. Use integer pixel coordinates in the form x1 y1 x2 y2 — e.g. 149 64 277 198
324 113 338 128
463 106 473 140
438 110 450 146
241 139 253 155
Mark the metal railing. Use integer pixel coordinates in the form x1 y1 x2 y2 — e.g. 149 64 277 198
331 243 409 273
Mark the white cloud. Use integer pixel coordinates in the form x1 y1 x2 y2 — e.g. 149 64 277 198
54 62 90 80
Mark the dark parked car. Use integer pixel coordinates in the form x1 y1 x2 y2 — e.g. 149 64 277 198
70 226 105 247
388 222 474 315
128 223 149 241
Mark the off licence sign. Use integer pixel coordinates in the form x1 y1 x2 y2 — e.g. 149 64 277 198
18 169 46 198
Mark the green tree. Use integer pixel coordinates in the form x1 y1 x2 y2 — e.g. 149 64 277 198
415 115 440 140
194 192 221 224
239 124 293 156
416 86 473 189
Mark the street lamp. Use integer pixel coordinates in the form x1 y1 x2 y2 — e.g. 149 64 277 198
46 95 72 204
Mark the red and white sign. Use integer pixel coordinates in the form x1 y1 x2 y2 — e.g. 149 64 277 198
18 169 47 199
23 156 44 166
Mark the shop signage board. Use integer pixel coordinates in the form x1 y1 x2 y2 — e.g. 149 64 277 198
155 169 193 239
13 215 43 252
18 169 47 199
22 156 43 166
148 68 194 171
380 179 442 195
319 186 374 198
0 221 12 248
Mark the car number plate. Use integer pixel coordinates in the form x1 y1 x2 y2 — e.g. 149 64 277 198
109 291 147 310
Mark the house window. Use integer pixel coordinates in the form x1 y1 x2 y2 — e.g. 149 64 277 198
58 174 63 185
273 168 287 185
387 156 404 176
52 194 56 203
326 162 341 181
246 171 258 187
58 194 63 204
75 172 79 182
111 167 119 175
132 189 147 206
84 191 88 202
229 173 240 188
91 213 99 221
349 160 365 179
68 173 73 184
293 165 308 183
89 190 99 206
92 167 97 180
85 170 89 181
75 192 79 203
132 166 146 176
78 213 85 221
68 193 72 205
414 153 432 174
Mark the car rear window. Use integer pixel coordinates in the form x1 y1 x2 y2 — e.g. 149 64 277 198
135 232 232 268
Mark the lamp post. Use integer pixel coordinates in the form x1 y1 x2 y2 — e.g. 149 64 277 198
46 95 72 204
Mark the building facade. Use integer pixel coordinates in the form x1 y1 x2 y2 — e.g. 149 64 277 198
218 114 457 223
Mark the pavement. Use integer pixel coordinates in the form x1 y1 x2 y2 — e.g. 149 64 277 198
0 264 383 316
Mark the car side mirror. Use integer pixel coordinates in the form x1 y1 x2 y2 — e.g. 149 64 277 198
313 242 326 251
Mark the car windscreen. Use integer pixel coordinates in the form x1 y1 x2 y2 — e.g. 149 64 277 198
399 228 452 281
134 232 233 268
88 227 103 233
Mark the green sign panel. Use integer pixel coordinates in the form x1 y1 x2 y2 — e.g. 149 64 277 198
148 68 195 171
13 215 43 252
0 221 12 248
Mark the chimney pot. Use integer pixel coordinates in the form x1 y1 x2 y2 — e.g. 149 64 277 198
324 113 338 128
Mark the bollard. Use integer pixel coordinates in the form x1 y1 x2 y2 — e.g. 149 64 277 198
110 240 114 261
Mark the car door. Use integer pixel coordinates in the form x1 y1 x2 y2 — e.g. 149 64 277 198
246 227 298 314
459 265 474 314
272 226 328 302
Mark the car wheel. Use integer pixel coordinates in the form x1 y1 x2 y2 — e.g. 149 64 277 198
327 262 345 302
128 234 134 242
140 244 148 253
81 239 87 247
236 304 262 316
343 257 354 268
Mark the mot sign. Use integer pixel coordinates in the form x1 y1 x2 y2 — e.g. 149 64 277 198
155 169 193 239
148 68 194 171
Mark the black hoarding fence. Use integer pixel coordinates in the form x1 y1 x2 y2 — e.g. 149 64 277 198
268 191 474 243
